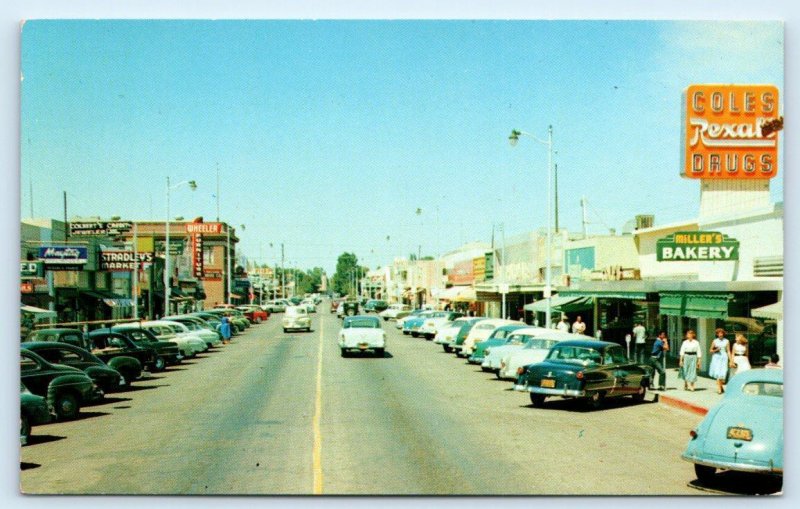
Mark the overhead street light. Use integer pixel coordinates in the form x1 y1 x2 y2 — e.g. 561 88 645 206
165 178 197 316
509 125 553 329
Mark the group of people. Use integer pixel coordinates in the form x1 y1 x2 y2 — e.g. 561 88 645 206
633 323 781 394
555 315 587 335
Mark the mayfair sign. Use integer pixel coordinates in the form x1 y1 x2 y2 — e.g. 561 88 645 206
37 246 88 269
684 84 781 179
657 231 739 262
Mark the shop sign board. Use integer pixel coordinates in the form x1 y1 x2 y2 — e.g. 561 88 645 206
37 246 88 270
186 222 223 234
20 261 43 277
473 256 486 282
99 251 154 271
683 84 780 179
155 240 185 255
448 259 474 285
203 270 223 281
20 281 34 293
69 221 133 236
192 232 204 278
657 231 740 261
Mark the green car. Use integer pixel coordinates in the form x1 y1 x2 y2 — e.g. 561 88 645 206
21 348 102 420
449 318 484 355
23 341 128 392
469 324 529 365
21 383 53 446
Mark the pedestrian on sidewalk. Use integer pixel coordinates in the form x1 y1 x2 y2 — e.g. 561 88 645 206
732 334 751 375
708 328 732 394
220 316 232 344
632 322 647 363
572 316 586 335
556 316 569 333
650 331 669 390
679 329 701 391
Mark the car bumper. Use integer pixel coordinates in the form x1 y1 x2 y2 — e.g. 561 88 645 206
467 355 484 364
681 452 782 475
516 385 586 398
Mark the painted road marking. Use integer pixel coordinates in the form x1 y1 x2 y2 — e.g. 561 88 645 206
312 314 324 494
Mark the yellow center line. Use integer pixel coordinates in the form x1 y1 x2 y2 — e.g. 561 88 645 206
312 313 324 494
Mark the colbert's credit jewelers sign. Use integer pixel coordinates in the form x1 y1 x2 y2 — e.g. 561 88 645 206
684 84 780 179
657 231 740 261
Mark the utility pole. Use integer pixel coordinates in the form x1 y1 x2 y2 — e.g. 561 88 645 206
63 191 68 238
554 163 559 233
215 163 220 222
281 243 285 298
581 196 588 239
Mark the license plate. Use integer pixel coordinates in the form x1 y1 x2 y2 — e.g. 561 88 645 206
359 344 368 349
727 427 753 441
540 379 556 388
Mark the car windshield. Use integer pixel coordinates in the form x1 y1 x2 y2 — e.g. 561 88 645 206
742 381 783 398
546 346 603 365
344 318 380 329
521 338 559 350
286 307 307 316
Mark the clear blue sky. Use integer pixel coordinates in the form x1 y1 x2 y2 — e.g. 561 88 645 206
20 20 784 275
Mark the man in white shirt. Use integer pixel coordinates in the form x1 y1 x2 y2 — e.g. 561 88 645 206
556 316 569 332
632 322 647 363
572 316 587 335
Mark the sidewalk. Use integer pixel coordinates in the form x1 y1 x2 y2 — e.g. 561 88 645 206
650 368 723 416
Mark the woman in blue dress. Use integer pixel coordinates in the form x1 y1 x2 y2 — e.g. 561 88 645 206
708 328 733 394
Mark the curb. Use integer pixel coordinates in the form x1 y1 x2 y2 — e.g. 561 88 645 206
656 393 709 416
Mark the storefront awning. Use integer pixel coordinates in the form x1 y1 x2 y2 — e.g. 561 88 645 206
751 301 782 320
103 298 133 308
559 291 648 300
20 305 57 320
524 295 593 312
436 286 471 300
659 292 733 320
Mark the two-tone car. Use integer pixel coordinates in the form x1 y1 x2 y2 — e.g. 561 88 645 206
468 324 529 365
338 315 386 357
283 305 312 333
458 318 522 358
236 305 270 323
364 299 389 313
378 303 411 321
497 331 583 380
448 317 487 356
395 309 426 330
418 311 465 340
434 317 475 353
682 368 783 484
481 326 553 374
514 339 652 409
403 311 439 337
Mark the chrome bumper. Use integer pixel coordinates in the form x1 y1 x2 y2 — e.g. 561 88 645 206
522 385 586 397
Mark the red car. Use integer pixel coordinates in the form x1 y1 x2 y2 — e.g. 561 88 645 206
330 298 345 313
236 305 269 323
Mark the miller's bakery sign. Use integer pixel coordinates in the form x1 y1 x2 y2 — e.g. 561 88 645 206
684 84 781 179
657 231 740 261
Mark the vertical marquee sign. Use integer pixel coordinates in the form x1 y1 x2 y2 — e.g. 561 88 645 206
186 221 222 279
684 84 780 179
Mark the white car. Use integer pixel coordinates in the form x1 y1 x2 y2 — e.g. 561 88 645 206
132 322 207 357
336 302 345 318
497 331 584 380
457 318 522 357
160 320 222 348
338 315 386 357
434 317 473 352
301 298 317 313
378 303 411 321
283 306 311 332
417 311 465 340
482 327 556 373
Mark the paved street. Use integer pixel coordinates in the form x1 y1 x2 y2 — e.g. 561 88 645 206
22 308 710 495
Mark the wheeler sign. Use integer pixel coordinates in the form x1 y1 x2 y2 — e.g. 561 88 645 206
684 84 780 179
657 231 739 261
100 251 154 271
185 222 223 234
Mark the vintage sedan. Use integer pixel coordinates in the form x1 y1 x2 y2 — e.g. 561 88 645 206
682 369 783 483
459 318 522 357
402 311 438 336
468 324 528 365
514 340 651 409
23 341 128 392
159 319 222 348
418 311 465 340
378 303 411 321
237 305 270 323
434 317 474 352
133 322 207 358
395 309 426 330
498 332 583 380
449 317 487 356
20 348 102 420
364 299 389 313
86 331 150 381
283 305 312 332
25 327 90 349
21 383 53 446
105 326 182 368
338 315 386 357
482 327 553 373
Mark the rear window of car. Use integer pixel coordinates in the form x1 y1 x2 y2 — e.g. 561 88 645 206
344 318 380 329
742 382 783 398
286 306 307 316
547 346 602 365
523 338 559 350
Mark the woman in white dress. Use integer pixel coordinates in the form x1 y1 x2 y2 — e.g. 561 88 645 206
732 333 751 375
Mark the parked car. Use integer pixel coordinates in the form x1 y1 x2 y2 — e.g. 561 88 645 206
498 332 583 380
283 305 311 333
25 328 89 349
395 309 427 330
159 319 221 348
682 368 783 484
418 311 465 340
236 305 270 323
205 309 250 331
378 303 411 321
338 315 387 357
162 315 224 344
131 322 207 358
108 326 182 367
265 299 288 313
468 324 529 365
433 317 475 352
21 383 53 446
364 299 389 313
301 298 317 313
482 327 553 373
514 340 652 409
458 318 521 357
403 311 438 337
23 341 128 391
342 301 360 318
85 331 148 382
448 317 487 355
189 312 234 335
20 348 103 420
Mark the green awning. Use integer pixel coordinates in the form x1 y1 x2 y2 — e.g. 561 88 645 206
524 296 594 313
659 292 733 319
559 291 648 300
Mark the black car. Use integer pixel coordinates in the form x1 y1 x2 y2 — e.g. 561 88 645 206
342 301 360 318
364 299 389 313
514 340 652 409
21 383 53 445
25 328 89 349
106 326 182 369
85 331 149 381
20 348 102 420
22 341 131 392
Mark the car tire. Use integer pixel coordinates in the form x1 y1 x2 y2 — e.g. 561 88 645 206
153 356 167 372
120 369 135 387
402 331 409 335
20 415 31 445
443 344 452 353
54 393 80 420
283 328 288 333
694 464 716 483
375 348 384 358
530 394 546 407
411 332 419 337
586 391 605 410
632 385 647 402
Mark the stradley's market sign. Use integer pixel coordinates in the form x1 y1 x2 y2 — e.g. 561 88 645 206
684 84 781 179
657 231 740 261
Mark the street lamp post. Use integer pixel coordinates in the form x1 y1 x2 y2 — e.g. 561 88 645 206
510 125 553 329
165 177 197 316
